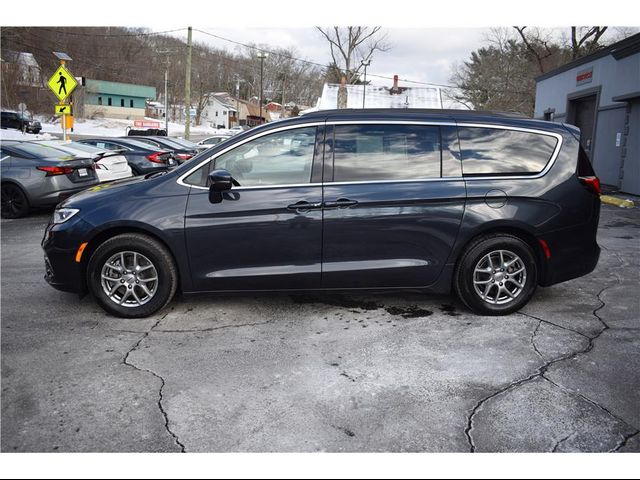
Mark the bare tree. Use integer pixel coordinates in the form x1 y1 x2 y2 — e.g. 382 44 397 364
570 26 608 59
315 27 390 83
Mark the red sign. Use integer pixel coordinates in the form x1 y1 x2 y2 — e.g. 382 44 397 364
576 68 593 86
134 120 160 128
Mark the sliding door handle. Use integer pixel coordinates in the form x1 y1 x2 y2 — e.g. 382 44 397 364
287 201 322 212
324 198 359 209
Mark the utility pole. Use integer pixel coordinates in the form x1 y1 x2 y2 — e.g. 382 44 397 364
184 26 192 139
361 59 371 109
281 74 286 111
257 52 268 124
164 68 169 134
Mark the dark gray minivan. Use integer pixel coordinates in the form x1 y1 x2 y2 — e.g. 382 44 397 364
42 109 601 318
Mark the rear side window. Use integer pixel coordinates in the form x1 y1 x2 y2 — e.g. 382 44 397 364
458 127 558 176
332 124 441 182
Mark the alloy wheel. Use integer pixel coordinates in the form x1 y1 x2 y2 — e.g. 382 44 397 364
100 251 159 307
472 249 527 305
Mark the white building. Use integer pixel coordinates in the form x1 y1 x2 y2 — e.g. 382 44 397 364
201 93 238 129
314 75 444 111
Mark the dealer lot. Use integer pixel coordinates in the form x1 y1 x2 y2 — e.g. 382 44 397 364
1 204 639 452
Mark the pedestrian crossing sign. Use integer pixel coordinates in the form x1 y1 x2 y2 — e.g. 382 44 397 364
47 65 77 101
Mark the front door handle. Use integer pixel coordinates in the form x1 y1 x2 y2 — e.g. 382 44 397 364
323 198 359 209
287 201 322 212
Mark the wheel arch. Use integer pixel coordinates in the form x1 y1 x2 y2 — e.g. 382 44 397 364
80 223 188 295
450 222 547 288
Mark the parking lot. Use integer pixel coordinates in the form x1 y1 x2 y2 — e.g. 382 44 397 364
1 203 639 453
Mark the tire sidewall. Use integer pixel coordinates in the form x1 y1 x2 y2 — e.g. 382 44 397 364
456 235 538 316
87 235 176 318
1 183 29 219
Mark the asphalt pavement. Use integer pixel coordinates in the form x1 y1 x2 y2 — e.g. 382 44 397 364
1 204 639 452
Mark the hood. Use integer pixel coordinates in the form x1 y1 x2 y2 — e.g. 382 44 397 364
59 172 163 208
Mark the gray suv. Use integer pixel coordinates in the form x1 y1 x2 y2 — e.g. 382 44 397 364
1 141 99 218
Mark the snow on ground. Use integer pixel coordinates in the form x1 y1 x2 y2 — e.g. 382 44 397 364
0 129 56 142
40 116 231 138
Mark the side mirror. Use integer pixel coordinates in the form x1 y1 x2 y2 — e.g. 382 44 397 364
208 169 233 203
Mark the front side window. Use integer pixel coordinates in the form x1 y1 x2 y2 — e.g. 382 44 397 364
331 124 441 182
458 127 558 176
184 127 317 187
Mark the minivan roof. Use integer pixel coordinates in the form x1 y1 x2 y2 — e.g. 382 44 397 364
300 108 529 119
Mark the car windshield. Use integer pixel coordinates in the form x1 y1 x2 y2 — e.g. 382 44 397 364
114 139 162 151
66 142 106 154
167 137 198 148
151 137 191 150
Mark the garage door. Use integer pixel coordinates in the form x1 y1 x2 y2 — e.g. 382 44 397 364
621 100 640 195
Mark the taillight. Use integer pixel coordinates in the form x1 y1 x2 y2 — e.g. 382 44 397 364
579 176 601 195
37 166 74 176
146 152 166 163
176 153 192 160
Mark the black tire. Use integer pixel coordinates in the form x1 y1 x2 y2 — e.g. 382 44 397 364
454 234 538 316
1 183 30 219
87 233 178 318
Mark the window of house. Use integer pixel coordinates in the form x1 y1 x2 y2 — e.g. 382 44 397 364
457 127 558 176
108 98 112 106
331 124 441 182
98 97 102 105
130 100 134 108
121 99 125 107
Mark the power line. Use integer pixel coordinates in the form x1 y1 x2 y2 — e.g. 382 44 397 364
37 27 187 38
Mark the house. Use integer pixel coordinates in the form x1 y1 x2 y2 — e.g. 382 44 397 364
535 33 640 195
312 75 443 110
83 79 156 120
145 100 165 120
1 51 42 87
201 92 238 129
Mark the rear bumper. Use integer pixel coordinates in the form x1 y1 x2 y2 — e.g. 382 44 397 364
538 216 601 287
31 183 98 207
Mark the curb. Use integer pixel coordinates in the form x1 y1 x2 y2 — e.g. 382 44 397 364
600 195 635 208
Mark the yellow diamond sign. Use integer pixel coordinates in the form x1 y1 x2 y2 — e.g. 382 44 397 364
47 65 77 101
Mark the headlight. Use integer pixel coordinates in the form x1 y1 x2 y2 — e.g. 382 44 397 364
52 208 79 224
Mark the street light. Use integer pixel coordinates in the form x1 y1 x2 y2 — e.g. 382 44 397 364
257 52 268 124
361 59 371 109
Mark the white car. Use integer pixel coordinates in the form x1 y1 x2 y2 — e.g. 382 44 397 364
37 140 133 183
197 134 233 147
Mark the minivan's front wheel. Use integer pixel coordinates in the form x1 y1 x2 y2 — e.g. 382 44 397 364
454 234 537 316
87 233 177 318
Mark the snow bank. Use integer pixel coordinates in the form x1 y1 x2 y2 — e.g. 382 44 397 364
0 129 56 141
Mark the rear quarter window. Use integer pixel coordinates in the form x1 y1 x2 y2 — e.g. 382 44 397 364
458 127 558 176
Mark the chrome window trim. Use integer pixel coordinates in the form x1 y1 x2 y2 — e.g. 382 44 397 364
177 120 564 191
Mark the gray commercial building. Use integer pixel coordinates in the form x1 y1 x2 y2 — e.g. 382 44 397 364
534 33 640 195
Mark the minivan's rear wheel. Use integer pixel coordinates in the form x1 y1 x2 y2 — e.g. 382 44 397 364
454 234 537 315
1 183 29 219
87 233 177 318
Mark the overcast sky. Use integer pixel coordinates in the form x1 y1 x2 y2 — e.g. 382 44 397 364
186 28 489 88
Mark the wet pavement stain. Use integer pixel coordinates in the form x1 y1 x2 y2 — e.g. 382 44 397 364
439 304 461 316
384 305 433 318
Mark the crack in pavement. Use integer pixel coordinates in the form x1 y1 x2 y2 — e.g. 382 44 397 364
552 431 576 453
465 248 624 453
122 311 186 453
613 430 640 452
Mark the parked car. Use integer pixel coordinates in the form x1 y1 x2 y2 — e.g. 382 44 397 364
229 125 249 135
42 109 601 318
164 136 210 153
124 136 200 164
1 141 98 219
36 140 133 183
197 134 233 147
1 111 42 134
75 137 176 175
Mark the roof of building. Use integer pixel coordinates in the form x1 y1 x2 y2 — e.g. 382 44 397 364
535 33 640 82
85 79 156 99
316 83 442 110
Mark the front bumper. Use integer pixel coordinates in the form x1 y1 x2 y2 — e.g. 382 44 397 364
42 216 93 294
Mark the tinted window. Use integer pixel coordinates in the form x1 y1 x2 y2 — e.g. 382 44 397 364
184 127 316 187
332 124 441 182
458 127 558 176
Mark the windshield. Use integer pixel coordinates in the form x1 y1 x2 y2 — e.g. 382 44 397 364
167 137 198 148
